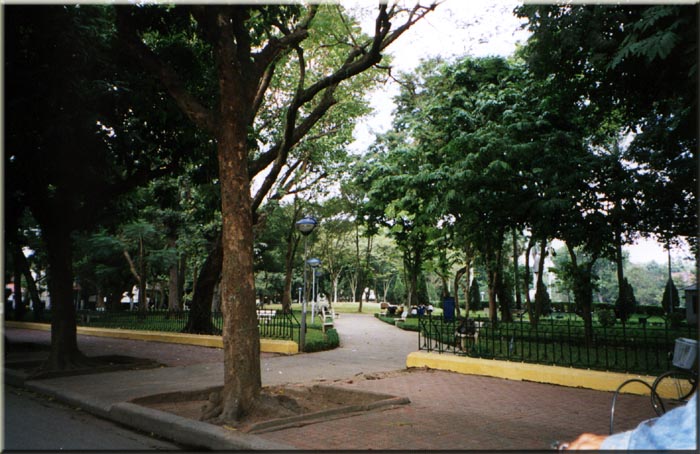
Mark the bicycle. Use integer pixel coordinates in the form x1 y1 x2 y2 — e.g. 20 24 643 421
609 337 697 434
649 337 697 416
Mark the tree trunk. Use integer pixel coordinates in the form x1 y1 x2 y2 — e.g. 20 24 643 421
13 246 25 320
667 240 672 283
487 268 498 324
356 228 373 313
96 288 104 311
14 246 43 315
167 237 181 312
483 235 502 325
483 241 498 324
44 223 86 370
532 239 547 326
495 243 512 323
212 281 222 312
349 273 358 303
138 236 147 313
566 244 595 345
183 233 222 334
524 237 534 316
208 121 261 423
282 212 300 313
168 263 181 311
107 292 120 311
512 227 522 311
332 271 341 304
453 266 467 317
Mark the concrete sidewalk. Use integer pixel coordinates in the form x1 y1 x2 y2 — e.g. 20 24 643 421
4 314 657 450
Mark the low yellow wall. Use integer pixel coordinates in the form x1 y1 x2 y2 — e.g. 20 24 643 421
5 321 298 355
407 351 672 397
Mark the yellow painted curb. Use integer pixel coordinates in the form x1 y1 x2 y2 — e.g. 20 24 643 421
406 351 674 397
5 321 298 355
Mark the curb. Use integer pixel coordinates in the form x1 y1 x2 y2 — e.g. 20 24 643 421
406 351 661 396
5 321 298 355
109 402 296 450
24 380 114 419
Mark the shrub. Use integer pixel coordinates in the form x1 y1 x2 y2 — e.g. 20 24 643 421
324 328 340 348
304 328 339 352
636 305 665 317
661 278 680 316
596 309 616 327
468 278 482 311
534 280 552 316
614 278 637 323
667 311 685 329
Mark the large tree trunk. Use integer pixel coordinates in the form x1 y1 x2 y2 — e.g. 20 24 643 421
202 113 261 423
183 233 222 334
44 223 86 370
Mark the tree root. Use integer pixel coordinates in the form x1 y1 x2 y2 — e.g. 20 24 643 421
200 388 303 425
30 351 95 379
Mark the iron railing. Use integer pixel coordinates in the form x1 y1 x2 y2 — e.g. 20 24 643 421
418 315 698 376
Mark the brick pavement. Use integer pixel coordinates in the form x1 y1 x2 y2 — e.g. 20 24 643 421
259 369 657 450
4 326 658 450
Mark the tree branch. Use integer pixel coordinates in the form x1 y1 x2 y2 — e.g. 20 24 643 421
122 250 141 284
250 84 339 211
115 7 218 135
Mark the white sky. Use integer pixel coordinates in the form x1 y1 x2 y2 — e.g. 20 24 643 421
346 0 694 266
348 0 529 153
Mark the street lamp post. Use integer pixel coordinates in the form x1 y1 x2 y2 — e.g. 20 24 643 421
307 258 321 320
295 216 317 352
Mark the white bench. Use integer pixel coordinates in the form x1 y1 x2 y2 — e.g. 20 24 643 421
256 309 276 323
394 310 408 326
320 306 335 332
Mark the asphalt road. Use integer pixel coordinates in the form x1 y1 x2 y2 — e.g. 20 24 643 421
2 385 189 451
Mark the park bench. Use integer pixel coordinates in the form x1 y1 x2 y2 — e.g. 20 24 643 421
256 309 277 323
79 312 103 325
394 309 408 326
320 306 335 332
455 319 484 352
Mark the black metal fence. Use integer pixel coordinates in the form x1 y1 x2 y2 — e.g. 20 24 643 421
418 315 698 376
9 309 300 342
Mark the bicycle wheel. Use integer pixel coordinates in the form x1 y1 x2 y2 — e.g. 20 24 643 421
651 369 697 415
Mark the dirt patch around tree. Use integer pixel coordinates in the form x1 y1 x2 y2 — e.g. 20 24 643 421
132 375 411 434
4 349 164 382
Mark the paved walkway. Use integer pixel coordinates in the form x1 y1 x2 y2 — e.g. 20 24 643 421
4 313 657 450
